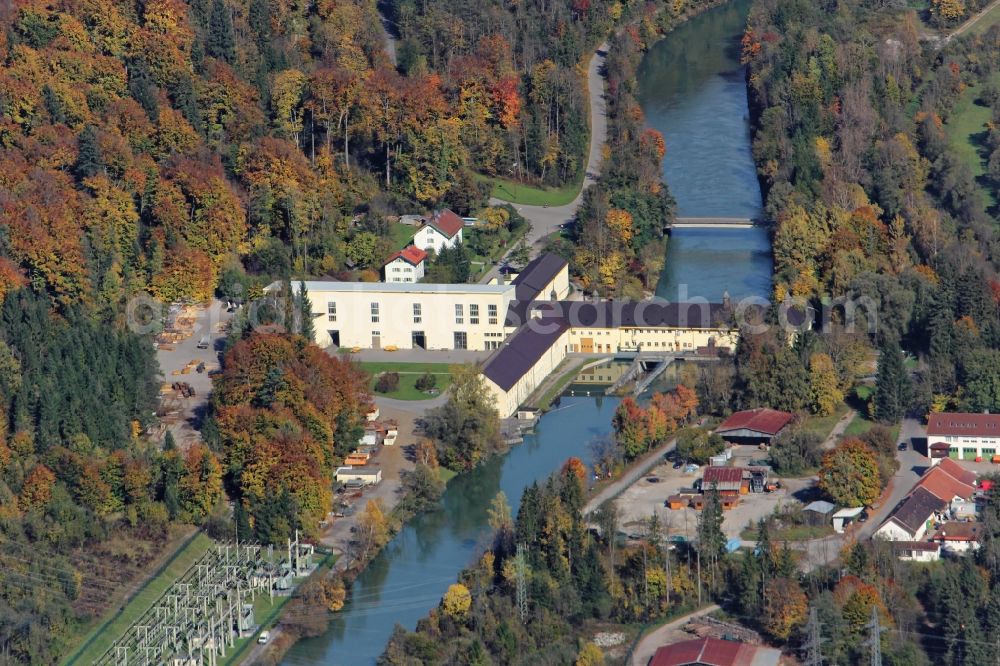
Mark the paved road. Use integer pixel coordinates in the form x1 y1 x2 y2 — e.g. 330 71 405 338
858 416 926 539
629 605 721 666
480 43 609 284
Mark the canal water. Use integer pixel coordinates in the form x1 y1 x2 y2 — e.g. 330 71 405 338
285 2 771 663
637 0 772 301
283 396 619 665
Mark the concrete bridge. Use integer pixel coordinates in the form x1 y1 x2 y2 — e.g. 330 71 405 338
667 217 758 230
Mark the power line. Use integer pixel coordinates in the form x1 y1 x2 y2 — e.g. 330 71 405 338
864 605 886 666
515 543 528 622
802 606 825 666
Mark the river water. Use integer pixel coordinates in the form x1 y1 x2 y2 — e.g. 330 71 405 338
284 2 769 663
638 0 772 301
283 396 619 665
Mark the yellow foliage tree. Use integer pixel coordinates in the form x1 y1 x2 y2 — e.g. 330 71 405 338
442 582 472 621
575 642 605 666
809 352 843 416
605 208 634 245
763 577 808 640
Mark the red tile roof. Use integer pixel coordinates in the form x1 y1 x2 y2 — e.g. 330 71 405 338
428 209 464 238
716 408 794 436
917 466 976 502
927 412 1000 437
937 458 978 486
384 245 428 267
650 638 780 666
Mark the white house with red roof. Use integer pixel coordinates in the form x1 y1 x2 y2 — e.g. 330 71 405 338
383 246 427 283
927 412 1000 462
413 209 464 255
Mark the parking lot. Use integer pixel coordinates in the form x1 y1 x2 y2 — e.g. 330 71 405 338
614 446 813 541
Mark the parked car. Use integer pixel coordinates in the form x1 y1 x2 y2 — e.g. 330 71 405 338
646 476 661 483
672 460 683 469
684 463 700 473
858 510 869 523
898 441 908 451
258 631 270 644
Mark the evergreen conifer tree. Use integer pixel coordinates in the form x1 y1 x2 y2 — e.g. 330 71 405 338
874 340 911 423
298 281 315 342
207 0 236 64
74 125 103 180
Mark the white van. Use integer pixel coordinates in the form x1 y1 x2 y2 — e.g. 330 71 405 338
258 631 270 644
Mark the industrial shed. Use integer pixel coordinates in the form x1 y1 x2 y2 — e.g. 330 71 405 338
715 408 794 445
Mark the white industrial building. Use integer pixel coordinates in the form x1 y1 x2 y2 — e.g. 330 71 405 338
927 412 1000 461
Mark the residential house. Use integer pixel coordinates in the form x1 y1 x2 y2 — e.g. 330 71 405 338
891 541 941 562
383 246 428 283
875 487 946 541
931 521 983 554
413 209 464 255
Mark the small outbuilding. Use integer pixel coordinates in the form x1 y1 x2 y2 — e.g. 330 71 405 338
335 465 382 485
832 506 865 533
715 408 794 445
803 500 836 525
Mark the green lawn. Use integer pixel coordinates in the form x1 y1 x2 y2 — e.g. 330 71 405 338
535 360 591 411
843 413 900 442
944 75 999 211
476 173 581 207
438 467 458 484
389 222 417 250
966 0 1000 36
801 402 851 441
362 361 453 400
62 532 215 666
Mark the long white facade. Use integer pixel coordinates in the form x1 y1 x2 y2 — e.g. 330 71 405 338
270 281 514 351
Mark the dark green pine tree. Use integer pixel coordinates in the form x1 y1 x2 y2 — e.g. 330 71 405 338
698 486 726 559
207 0 236 64
298 281 315 342
874 339 912 424
170 76 203 134
163 430 176 451
42 85 66 123
74 125 104 180
127 58 159 121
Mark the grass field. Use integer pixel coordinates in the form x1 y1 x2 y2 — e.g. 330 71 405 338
62 532 215 666
438 467 458 484
476 173 581 207
389 222 417 250
945 75 999 211
362 361 453 400
741 523 834 541
965 0 1000 36
801 402 851 441
535 360 591 411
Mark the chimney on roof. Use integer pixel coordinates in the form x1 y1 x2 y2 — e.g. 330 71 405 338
722 291 731 309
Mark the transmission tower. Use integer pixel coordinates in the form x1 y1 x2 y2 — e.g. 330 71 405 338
864 604 886 666
515 543 528 622
802 607 825 666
